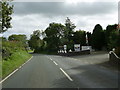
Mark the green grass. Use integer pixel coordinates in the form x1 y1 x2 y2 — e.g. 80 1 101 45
28 49 34 53
2 50 32 79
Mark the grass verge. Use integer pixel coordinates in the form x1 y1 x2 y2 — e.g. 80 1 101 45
2 50 32 79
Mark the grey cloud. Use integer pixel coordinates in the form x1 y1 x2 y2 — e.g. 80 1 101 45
12 2 117 16
4 2 117 39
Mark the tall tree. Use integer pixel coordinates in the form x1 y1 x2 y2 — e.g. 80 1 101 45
73 30 86 46
86 32 92 46
64 17 76 51
91 24 105 50
105 24 118 49
64 17 76 42
44 23 65 52
0 1 13 33
108 30 118 50
28 30 42 52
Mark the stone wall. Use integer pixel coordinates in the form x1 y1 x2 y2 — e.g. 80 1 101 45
109 51 120 64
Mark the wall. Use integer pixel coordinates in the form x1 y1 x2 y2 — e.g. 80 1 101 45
109 51 120 64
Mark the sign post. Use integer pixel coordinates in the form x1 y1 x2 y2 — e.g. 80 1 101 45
64 45 67 53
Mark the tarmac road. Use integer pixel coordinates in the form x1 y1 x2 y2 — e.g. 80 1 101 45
2 53 119 88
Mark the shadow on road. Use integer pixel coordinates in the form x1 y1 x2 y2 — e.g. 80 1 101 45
53 63 118 88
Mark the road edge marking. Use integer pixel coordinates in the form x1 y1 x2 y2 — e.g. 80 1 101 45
59 68 73 82
0 56 33 84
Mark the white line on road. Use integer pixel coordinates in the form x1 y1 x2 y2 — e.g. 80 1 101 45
59 68 73 82
0 56 33 84
50 58 53 61
53 61 58 65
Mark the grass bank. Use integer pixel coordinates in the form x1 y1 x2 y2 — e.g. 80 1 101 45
2 50 32 79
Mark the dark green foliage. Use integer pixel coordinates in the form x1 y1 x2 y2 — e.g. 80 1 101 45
0 1 13 33
91 24 105 50
73 30 86 46
86 32 92 46
108 31 118 50
67 40 74 51
63 17 76 51
64 17 76 43
8 34 26 41
43 18 76 52
2 41 25 60
116 33 120 47
8 34 28 50
105 24 118 49
108 29 120 56
28 30 43 52
44 23 65 52
2 37 7 41
2 34 28 60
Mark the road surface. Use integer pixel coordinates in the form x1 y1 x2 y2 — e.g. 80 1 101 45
2 53 119 88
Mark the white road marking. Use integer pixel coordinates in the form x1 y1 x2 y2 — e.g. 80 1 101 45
53 61 58 65
50 58 53 61
0 56 33 84
0 69 19 84
60 68 73 81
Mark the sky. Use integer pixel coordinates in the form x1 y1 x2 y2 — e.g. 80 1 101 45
3 0 119 39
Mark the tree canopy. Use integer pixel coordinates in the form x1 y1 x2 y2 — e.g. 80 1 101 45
91 24 105 50
73 30 86 46
44 23 65 52
8 34 28 49
28 30 43 52
0 1 13 33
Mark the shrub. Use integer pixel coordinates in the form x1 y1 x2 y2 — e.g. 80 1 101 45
2 41 26 60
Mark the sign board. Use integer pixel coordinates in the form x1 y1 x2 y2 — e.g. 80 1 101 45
82 46 92 51
74 44 80 52
64 45 67 50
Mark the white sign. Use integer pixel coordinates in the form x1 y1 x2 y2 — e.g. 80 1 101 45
82 46 92 51
74 44 80 52
64 45 67 50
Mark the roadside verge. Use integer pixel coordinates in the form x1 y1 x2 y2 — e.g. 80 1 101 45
1 51 33 83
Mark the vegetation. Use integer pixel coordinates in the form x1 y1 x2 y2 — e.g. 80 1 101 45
2 36 32 78
105 24 118 49
91 24 105 50
73 30 86 46
109 29 120 56
0 1 13 33
27 17 120 57
1 0 120 79
28 30 43 53
44 23 65 52
8 34 28 50
2 50 31 78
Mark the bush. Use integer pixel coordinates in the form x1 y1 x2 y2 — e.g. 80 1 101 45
2 41 26 60
2 47 12 60
2 50 31 78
